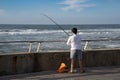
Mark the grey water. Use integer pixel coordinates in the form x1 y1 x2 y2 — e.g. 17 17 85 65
0 24 120 53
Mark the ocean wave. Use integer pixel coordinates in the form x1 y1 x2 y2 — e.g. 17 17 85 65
0 24 120 53
0 29 68 35
0 29 120 36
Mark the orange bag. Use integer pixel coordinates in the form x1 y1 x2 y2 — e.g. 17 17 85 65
58 63 67 73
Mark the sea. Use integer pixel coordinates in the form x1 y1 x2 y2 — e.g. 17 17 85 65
0 24 120 54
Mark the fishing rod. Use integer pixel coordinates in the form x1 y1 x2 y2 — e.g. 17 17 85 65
42 14 88 52
42 14 70 36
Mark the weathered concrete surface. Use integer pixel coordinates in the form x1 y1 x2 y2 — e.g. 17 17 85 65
0 53 34 76
0 66 120 80
84 49 120 67
34 51 70 71
0 49 120 76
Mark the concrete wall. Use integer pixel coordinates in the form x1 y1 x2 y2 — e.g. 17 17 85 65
0 53 34 76
0 49 120 76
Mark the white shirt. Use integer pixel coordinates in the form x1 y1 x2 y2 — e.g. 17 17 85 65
67 34 82 50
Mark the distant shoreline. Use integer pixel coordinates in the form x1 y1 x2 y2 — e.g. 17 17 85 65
0 24 120 25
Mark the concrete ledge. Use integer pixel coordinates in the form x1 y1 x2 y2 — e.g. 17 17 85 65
0 49 120 76
0 66 120 80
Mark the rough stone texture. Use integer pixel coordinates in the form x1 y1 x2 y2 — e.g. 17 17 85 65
0 49 120 76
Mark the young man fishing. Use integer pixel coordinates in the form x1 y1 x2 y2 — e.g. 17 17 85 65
67 27 85 73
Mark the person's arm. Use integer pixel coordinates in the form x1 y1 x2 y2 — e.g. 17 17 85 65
66 37 71 45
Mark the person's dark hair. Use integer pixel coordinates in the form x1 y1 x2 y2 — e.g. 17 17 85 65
72 27 77 34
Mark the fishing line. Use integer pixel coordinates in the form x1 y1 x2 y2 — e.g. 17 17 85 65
42 14 88 52
42 14 69 36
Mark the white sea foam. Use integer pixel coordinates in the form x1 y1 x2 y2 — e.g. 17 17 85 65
1 29 117 35
0 25 120 53
0 29 67 35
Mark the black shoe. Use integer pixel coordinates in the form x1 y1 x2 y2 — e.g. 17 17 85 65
80 70 85 73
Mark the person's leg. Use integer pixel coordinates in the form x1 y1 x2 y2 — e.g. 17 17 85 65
77 50 85 73
78 59 84 72
70 50 75 73
70 59 74 72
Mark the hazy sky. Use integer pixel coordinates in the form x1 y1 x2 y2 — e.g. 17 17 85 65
0 0 120 24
